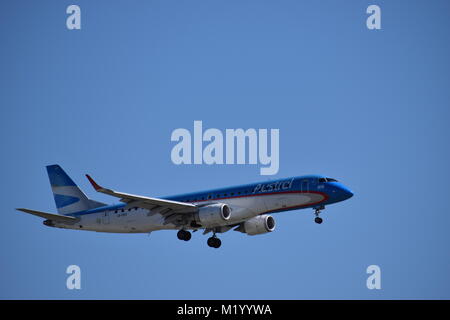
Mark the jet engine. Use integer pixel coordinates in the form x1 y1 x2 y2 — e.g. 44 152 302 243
195 203 231 227
237 215 275 235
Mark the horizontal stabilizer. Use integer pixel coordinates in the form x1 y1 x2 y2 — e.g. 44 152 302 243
16 208 79 223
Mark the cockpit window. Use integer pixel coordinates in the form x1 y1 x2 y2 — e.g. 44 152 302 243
319 177 339 183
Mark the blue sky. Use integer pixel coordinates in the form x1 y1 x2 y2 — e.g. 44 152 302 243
1 0 449 299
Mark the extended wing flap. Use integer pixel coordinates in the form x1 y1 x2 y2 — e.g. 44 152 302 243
85 174 197 213
16 208 79 223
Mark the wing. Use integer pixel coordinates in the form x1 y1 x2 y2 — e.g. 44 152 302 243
16 208 79 223
85 175 198 217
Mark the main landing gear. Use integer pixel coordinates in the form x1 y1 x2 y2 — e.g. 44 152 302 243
207 235 221 248
177 229 222 248
177 229 191 241
314 207 324 224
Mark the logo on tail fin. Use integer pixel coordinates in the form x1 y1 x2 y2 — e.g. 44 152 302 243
46 165 106 215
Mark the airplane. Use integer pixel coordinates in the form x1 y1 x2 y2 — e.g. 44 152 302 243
17 165 354 248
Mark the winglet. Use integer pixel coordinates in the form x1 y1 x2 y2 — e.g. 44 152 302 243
86 174 102 191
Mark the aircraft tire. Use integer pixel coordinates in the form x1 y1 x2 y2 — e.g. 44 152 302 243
207 236 221 248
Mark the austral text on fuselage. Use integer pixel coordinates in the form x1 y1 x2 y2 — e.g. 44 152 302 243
253 178 294 194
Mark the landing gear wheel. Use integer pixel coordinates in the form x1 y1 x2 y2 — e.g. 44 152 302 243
207 236 221 248
177 230 191 241
314 217 323 224
213 238 221 248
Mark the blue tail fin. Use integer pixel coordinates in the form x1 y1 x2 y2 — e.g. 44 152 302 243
46 165 106 215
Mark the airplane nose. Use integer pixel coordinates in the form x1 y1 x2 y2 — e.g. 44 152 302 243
340 186 354 200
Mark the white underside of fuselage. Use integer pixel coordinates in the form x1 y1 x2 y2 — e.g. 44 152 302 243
53 192 325 233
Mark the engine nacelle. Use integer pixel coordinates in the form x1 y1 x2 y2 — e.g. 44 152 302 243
195 203 231 227
239 215 275 235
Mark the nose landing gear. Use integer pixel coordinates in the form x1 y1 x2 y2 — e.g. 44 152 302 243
314 207 324 224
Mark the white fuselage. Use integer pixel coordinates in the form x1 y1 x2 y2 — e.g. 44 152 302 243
54 192 326 233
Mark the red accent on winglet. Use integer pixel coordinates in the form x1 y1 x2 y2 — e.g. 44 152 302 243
86 174 102 191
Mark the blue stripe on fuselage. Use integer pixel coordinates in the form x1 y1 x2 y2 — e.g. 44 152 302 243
67 175 346 217
165 176 317 202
